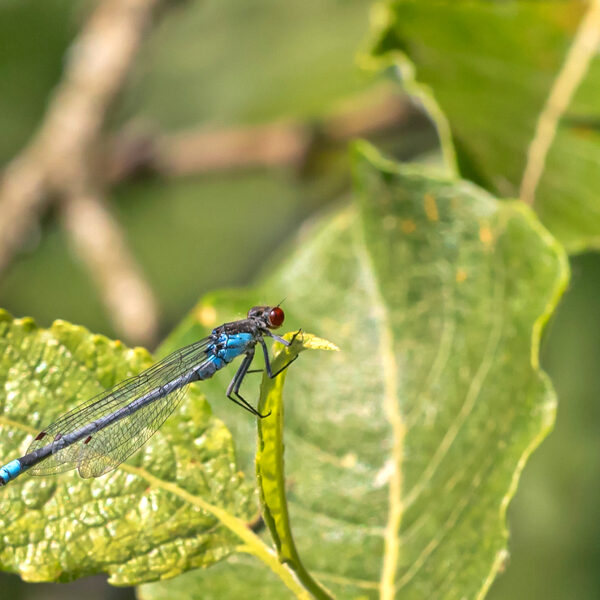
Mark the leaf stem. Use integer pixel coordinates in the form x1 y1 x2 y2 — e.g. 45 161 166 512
256 333 337 600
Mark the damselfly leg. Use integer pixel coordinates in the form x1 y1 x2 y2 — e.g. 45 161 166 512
225 330 302 418
259 329 303 378
226 351 270 418
247 329 303 377
269 328 302 348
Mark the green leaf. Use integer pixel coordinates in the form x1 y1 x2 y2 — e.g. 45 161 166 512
369 0 600 253
256 333 338 600
143 143 567 598
348 142 567 597
0 313 255 585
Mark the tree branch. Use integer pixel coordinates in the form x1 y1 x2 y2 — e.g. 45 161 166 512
0 0 162 344
106 91 425 181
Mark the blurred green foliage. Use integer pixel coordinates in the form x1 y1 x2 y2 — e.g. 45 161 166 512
0 0 82 164
0 0 380 340
371 0 600 253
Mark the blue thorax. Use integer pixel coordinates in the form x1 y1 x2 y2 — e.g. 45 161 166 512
208 332 255 365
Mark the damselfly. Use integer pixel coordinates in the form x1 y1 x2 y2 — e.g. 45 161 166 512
0 305 299 487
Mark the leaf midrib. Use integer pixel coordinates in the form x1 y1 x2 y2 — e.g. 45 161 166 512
355 230 405 600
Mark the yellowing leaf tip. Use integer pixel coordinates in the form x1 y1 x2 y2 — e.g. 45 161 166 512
301 334 340 352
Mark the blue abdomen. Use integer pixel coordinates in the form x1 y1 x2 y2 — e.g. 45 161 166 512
0 459 23 485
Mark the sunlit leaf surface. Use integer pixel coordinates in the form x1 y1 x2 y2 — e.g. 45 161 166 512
143 143 567 598
0 314 254 584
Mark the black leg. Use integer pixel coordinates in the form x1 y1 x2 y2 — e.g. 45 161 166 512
259 337 299 379
226 350 271 418
232 351 255 395
227 392 268 418
225 352 253 397
232 391 271 418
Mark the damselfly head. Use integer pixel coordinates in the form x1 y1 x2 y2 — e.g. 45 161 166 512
248 305 285 329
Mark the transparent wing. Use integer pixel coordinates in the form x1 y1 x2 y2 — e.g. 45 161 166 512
27 337 213 477
77 383 190 478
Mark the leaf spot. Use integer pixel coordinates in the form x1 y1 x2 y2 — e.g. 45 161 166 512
423 193 439 221
479 225 493 246
401 219 416 234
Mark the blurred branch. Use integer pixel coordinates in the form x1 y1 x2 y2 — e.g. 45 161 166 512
61 191 159 346
0 0 162 345
106 91 426 181
0 0 428 347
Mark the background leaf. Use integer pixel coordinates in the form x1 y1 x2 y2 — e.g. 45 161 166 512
142 143 567 598
370 0 600 253
0 311 254 585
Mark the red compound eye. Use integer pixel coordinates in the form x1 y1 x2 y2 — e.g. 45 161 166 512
268 307 285 328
